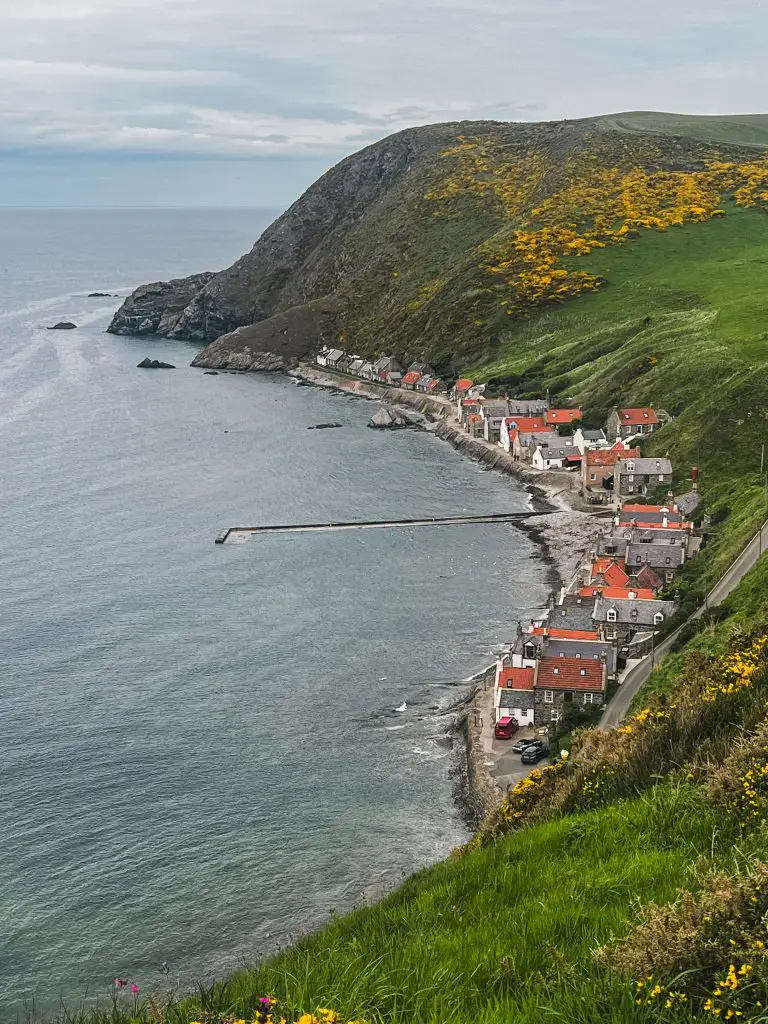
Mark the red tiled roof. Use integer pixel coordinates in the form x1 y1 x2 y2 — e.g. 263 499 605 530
466 413 483 424
635 564 663 584
427 378 441 390
545 408 583 424
622 504 670 513
592 557 626 575
507 416 548 431
455 378 473 392
402 371 420 385
601 563 630 587
536 656 605 692
586 447 641 467
531 627 600 640
583 586 657 600
497 667 535 691
618 519 691 531
618 408 659 426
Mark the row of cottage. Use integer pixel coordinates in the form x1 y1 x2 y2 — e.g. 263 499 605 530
493 495 701 728
311 348 698 731
316 349 446 394
455 390 677 503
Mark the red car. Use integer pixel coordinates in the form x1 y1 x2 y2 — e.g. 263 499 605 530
494 715 519 740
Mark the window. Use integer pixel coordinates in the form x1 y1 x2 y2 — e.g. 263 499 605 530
575 653 581 659
552 667 560 675
607 609 617 623
506 679 512 688
594 653 600 660
636 555 642 564
627 485 634 493
564 692 573 702
626 462 635 472
579 668 586 676
654 612 665 625
559 652 565 658
659 475 665 482
584 693 598 704
631 609 638 620
590 472 596 481
550 709 561 721
543 690 554 703
665 556 671 564
666 572 674 583
628 475 635 482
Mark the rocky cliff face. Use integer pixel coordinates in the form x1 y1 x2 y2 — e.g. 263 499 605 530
108 114 765 373
109 273 215 336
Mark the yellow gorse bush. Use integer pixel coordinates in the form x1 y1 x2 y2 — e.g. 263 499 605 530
425 135 768 316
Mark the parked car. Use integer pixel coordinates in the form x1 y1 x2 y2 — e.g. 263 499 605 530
494 716 519 740
511 736 539 754
521 744 550 765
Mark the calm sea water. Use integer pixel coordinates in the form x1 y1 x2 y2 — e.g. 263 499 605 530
0 210 549 1017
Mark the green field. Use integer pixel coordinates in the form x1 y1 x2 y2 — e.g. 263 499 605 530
595 110 768 149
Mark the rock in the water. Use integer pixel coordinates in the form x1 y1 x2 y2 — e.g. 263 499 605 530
88 292 114 298
368 405 422 429
307 423 343 430
49 322 77 330
191 343 289 372
203 370 219 375
137 357 176 369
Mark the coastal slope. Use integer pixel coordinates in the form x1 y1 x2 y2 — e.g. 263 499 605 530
108 111 768 372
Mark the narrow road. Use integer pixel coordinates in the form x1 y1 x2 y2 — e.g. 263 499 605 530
599 520 768 729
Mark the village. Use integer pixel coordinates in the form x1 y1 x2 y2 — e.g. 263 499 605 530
315 347 704 780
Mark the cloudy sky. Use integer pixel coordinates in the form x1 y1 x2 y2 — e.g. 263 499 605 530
1 0 765 207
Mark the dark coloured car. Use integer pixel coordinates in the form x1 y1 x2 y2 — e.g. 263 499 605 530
511 736 540 754
494 716 519 740
520 744 550 765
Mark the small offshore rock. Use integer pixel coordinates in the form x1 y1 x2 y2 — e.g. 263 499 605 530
137 357 176 369
49 322 77 330
87 292 114 298
308 422 343 430
368 406 416 429
203 370 219 375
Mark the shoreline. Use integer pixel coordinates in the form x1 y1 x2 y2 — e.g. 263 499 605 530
290 362 596 820
291 362 594 591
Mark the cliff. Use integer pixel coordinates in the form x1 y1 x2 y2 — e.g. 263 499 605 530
108 112 768 375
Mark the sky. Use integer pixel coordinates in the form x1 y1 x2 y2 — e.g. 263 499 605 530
0 0 766 208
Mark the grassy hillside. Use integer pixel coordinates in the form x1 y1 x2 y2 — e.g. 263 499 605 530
596 110 768 148
68 557 768 1024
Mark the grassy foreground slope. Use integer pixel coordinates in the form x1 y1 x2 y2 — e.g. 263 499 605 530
75 559 768 1024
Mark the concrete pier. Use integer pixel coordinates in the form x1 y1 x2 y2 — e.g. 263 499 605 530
214 511 543 544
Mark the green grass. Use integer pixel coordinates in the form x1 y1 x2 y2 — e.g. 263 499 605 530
71 786 731 1024
594 110 768 149
463 204 768 582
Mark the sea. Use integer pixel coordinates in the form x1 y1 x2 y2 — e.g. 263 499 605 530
0 209 549 1018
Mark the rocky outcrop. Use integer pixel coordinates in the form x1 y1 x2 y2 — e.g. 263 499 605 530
108 273 215 336
368 405 425 429
49 322 77 330
137 357 176 369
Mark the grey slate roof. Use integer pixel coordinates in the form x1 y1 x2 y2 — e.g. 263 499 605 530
326 348 344 362
581 429 607 441
481 401 510 418
508 399 548 415
547 602 596 631
536 444 580 460
626 543 686 569
618 457 673 475
499 689 535 712
518 431 560 447
593 596 677 626
675 491 702 517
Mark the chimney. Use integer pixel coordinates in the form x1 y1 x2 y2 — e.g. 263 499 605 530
517 620 523 639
